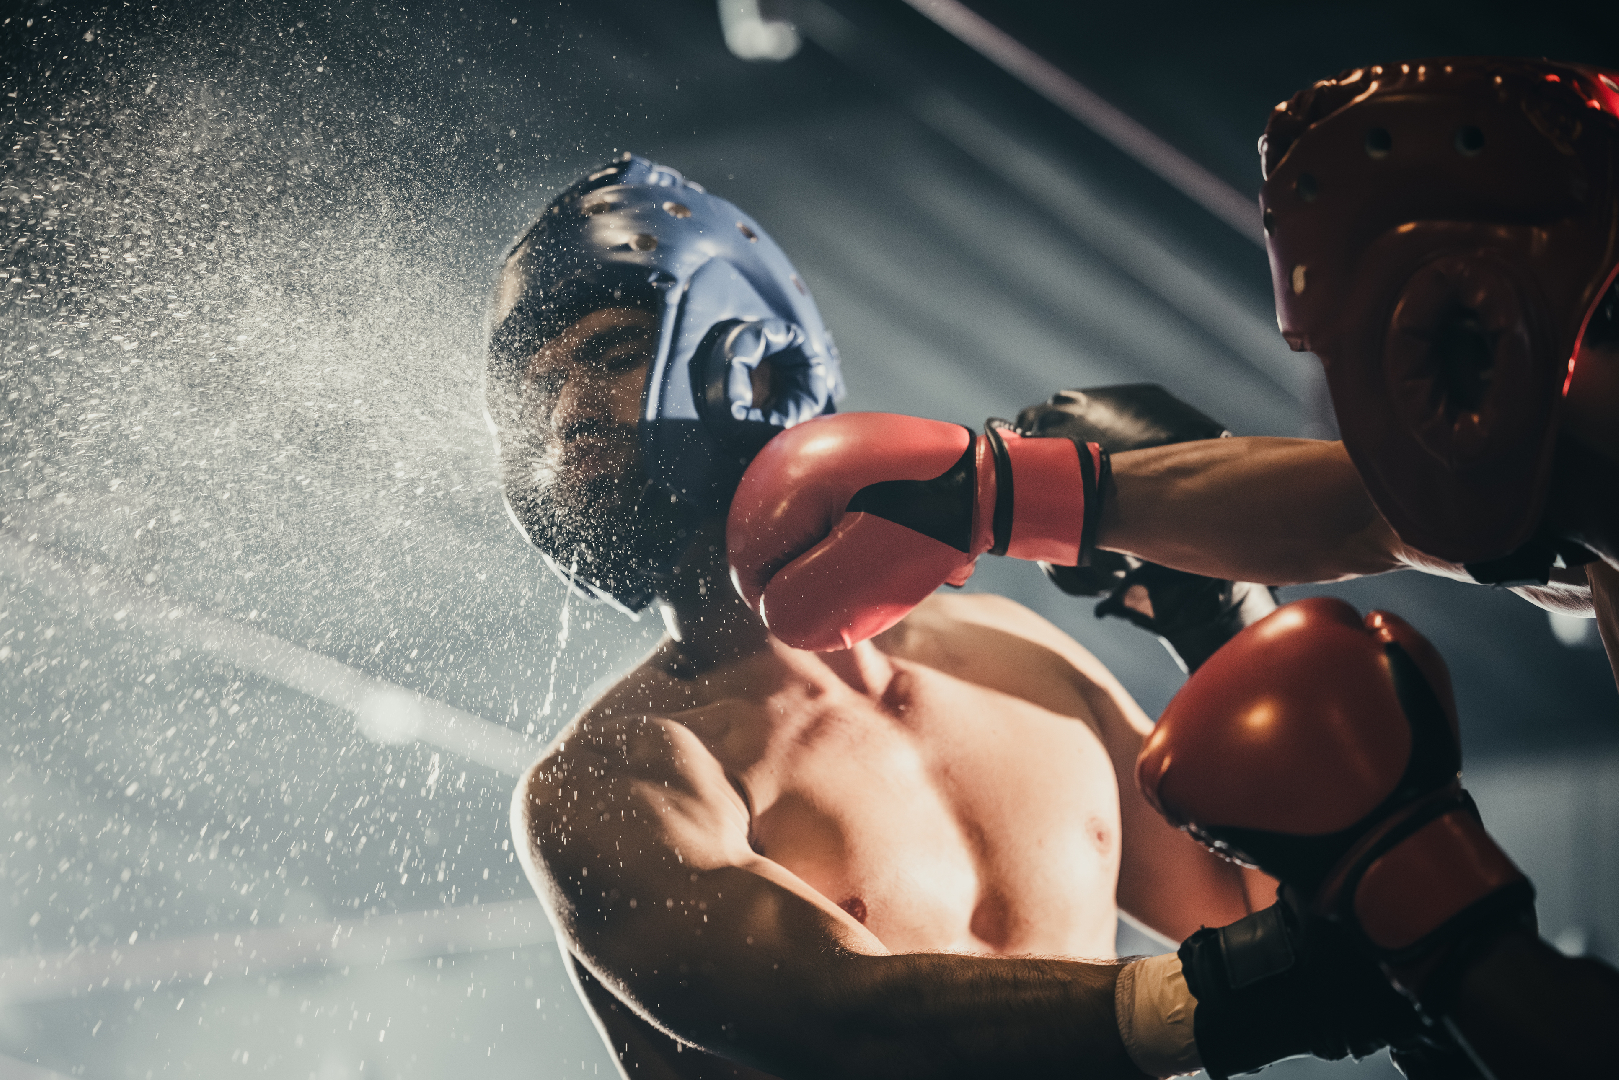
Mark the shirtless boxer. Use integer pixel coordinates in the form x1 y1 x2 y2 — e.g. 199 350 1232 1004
489 157 1436 1079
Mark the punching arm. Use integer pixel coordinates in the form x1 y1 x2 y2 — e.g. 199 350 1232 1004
1104 435 1600 617
514 714 1145 1080
1103 438 1406 585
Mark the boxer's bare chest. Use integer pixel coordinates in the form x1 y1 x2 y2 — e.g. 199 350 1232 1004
598 625 1124 960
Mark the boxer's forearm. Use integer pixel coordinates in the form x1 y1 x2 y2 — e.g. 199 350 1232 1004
1103 438 1401 585
575 950 1144 1080
559 873 1149 1080
797 952 1146 1080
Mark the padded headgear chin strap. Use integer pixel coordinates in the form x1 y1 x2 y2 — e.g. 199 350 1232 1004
486 154 843 612
1261 58 1619 577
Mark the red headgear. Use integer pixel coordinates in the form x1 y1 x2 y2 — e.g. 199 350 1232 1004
1260 58 1619 574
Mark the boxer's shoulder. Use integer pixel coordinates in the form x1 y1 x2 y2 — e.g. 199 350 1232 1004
882 592 1144 730
886 590 1060 646
893 592 1108 679
527 703 725 790
516 708 754 871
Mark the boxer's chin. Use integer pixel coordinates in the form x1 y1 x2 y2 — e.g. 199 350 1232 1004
523 465 687 602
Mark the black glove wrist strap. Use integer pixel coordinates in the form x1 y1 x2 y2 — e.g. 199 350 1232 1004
983 420 1016 557
1180 893 1417 1079
1181 905 1314 1080
1081 442 1111 568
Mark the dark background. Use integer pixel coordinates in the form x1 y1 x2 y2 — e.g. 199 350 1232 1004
2 1 1615 1077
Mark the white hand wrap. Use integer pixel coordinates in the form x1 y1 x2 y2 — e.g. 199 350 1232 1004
1114 952 1202 1078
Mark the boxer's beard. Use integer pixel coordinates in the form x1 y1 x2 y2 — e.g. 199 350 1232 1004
500 415 689 607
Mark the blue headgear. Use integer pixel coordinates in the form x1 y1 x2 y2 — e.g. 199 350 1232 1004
487 154 843 612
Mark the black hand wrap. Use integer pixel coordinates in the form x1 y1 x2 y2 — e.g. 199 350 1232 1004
1179 888 1475 1080
1091 565 1278 675
1014 385 1278 672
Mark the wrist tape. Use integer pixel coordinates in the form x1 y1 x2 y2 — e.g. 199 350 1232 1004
1115 953 1202 1078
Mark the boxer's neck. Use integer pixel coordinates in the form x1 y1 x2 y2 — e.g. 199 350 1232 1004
654 518 773 671
652 520 899 698
652 518 903 698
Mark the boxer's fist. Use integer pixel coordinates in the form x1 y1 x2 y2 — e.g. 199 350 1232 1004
1179 885 1475 1080
1138 597 1531 1013
727 412 1103 651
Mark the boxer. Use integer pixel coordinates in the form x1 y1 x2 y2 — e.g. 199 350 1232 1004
734 58 1619 691
491 157 1439 1079
1100 58 1619 686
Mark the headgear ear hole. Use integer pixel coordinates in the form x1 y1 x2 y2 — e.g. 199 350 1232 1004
695 318 836 458
1383 253 1539 471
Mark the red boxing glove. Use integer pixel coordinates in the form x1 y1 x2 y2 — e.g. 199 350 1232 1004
1136 597 1530 1013
727 412 1104 651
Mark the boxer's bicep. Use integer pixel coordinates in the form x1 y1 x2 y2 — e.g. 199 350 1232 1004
513 715 884 1062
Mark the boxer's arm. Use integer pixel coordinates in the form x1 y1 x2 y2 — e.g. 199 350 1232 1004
1102 438 1404 585
1105 436 1601 617
887 593 1266 942
514 714 1145 1080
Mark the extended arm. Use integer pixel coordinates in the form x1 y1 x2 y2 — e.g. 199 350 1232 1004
725 416 1596 659
1102 438 1401 585
1104 436 1601 621
514 713 1143 1080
